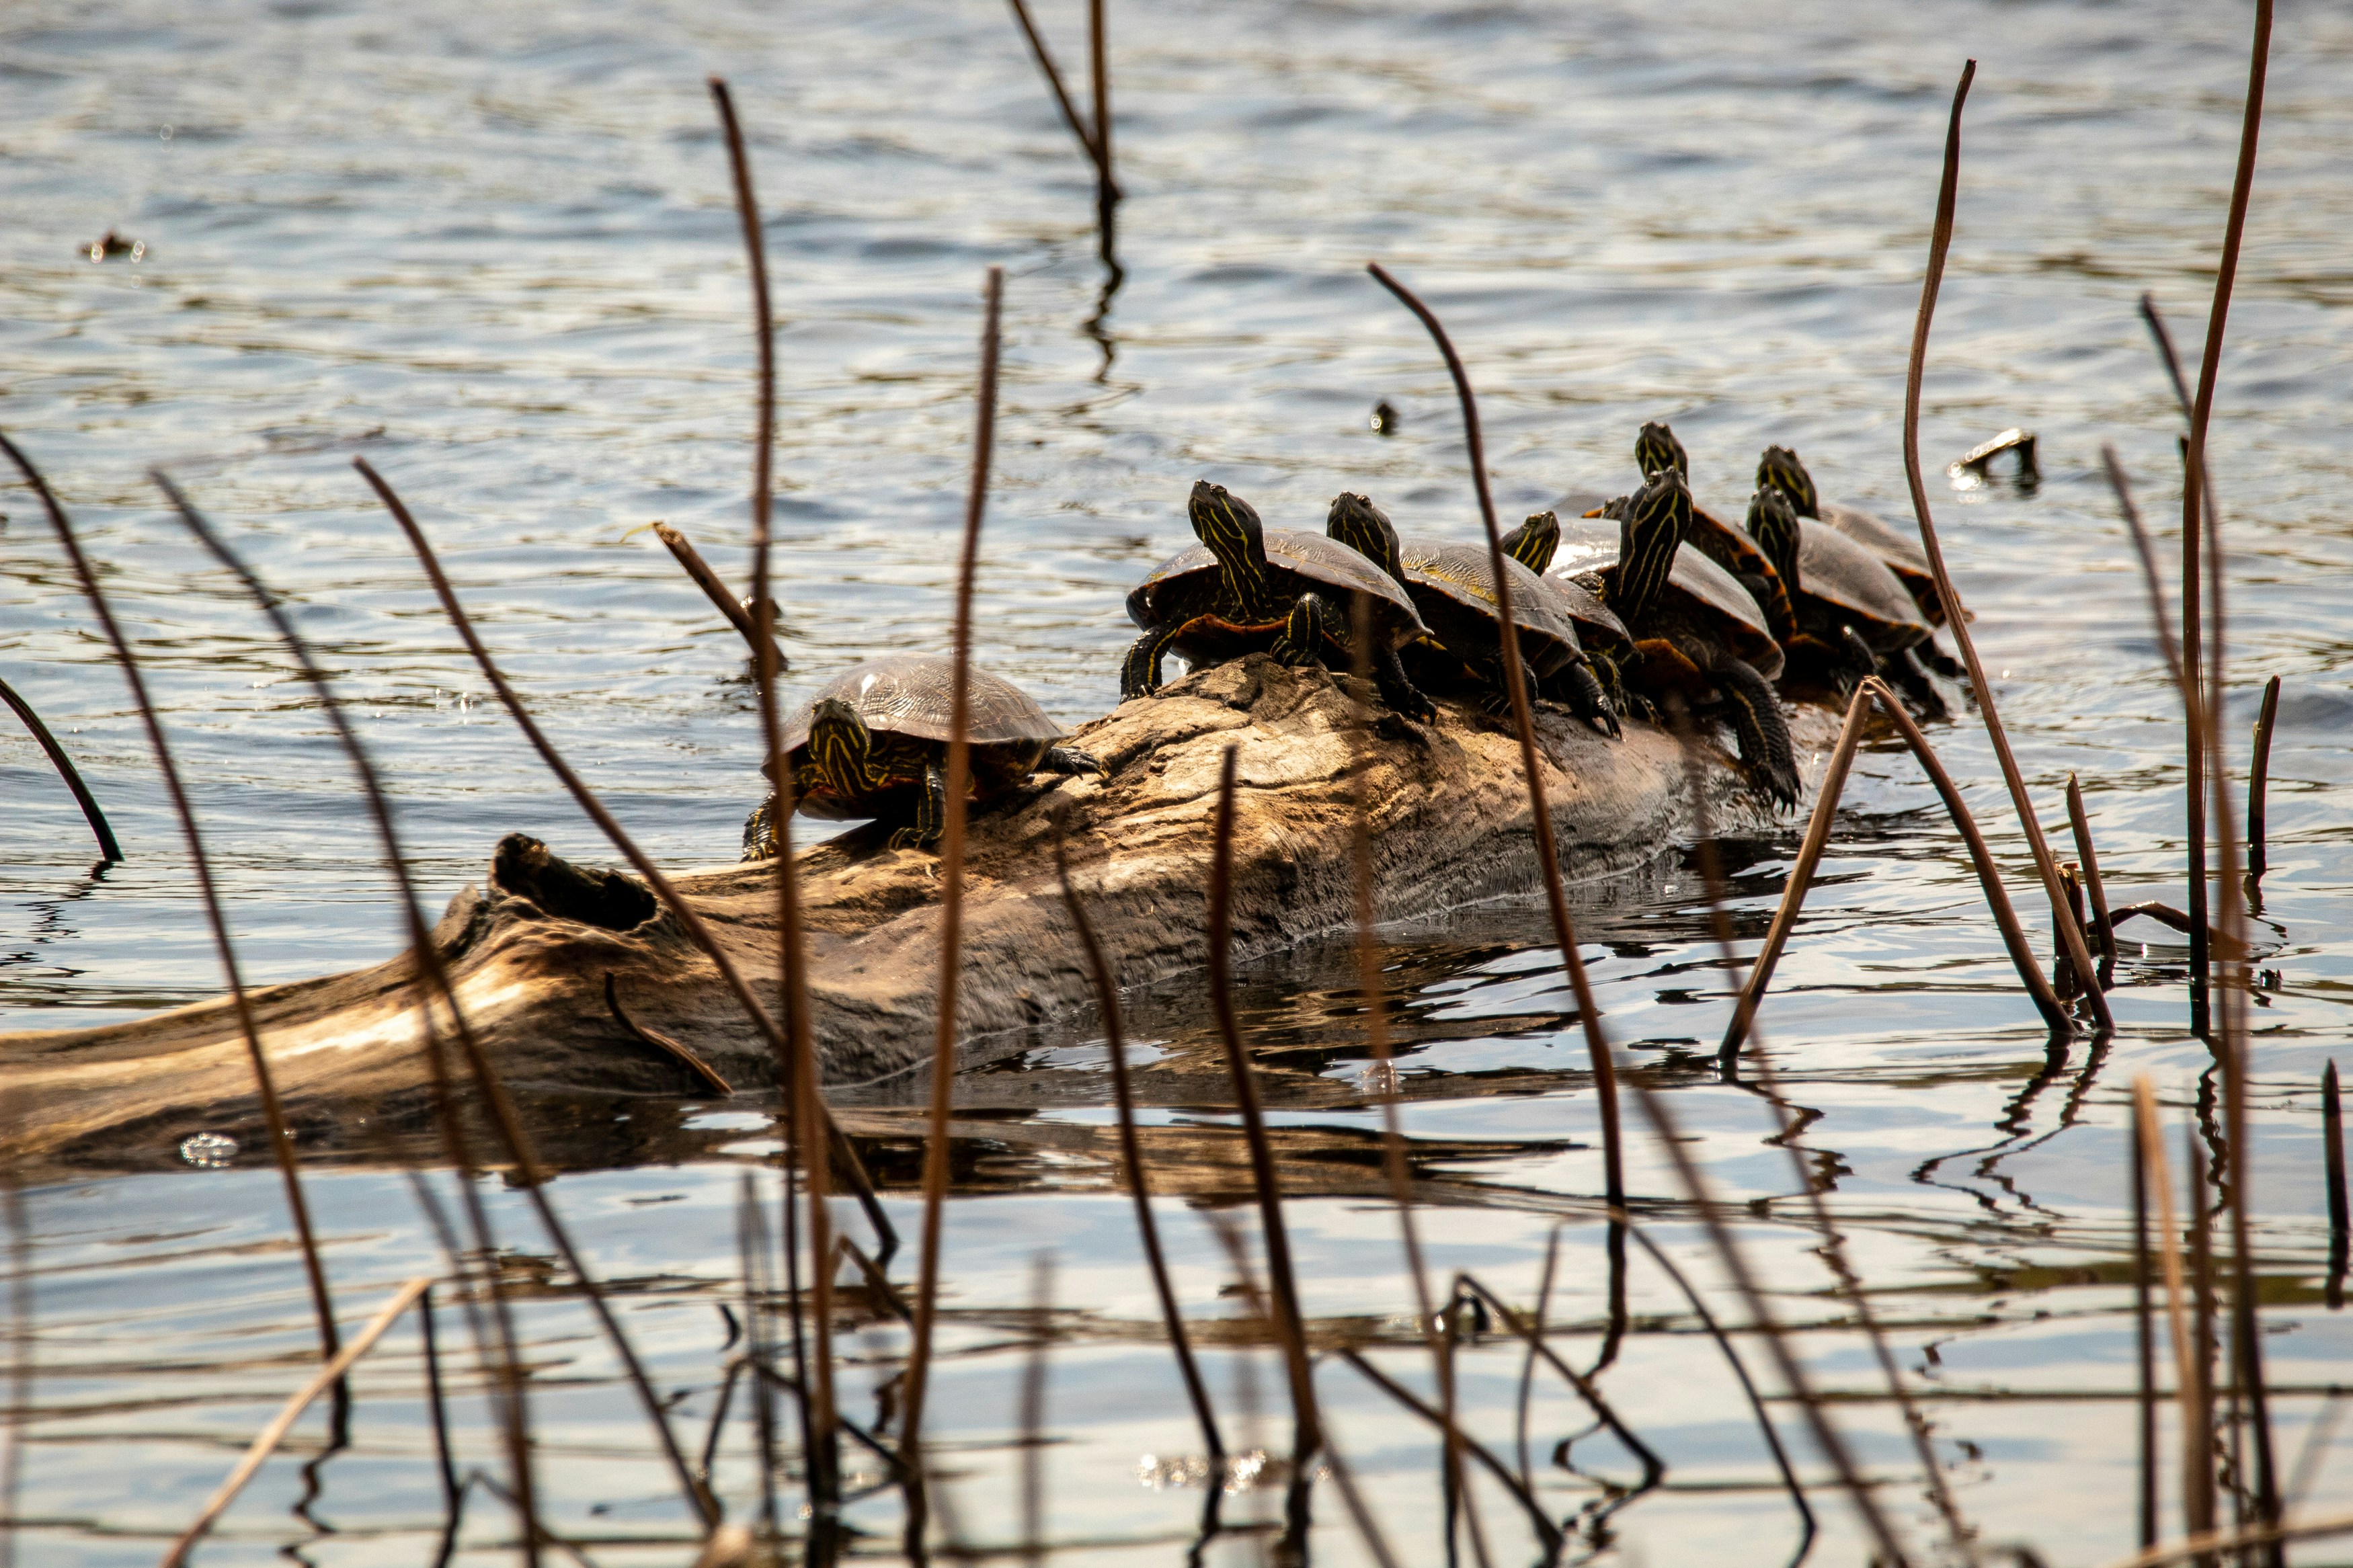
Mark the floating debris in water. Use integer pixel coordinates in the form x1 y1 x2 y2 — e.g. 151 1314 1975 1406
1948 426 2038 491
177 1132 238 1167
84 231 145 263
1369 399 1398 435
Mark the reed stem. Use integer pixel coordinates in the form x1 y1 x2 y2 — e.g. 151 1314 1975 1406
1365 261 1626 1218
651 522 789 673
1895 62 2110 1032
2326 1061 2348 1313
902 266 1005 1557
2067 774 2119 966
1205 745 1322 1549
0 673 122 862
1051 823 1225 1473
2245 675 2280 891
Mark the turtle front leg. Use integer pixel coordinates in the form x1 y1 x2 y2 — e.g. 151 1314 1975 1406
1039 745 1102 776
888 760 949 850
1553 655 1621 740
1837 624 1882 695
1371 641 1439 724
1121 622 1185 699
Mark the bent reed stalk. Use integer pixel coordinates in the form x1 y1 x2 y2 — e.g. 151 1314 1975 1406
0 673 122 862
1365 261 1627 1221
1895 62 2110 1033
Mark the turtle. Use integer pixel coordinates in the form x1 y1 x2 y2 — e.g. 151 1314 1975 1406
1495 508 1638 723
1755 444 1966 680
1550 470 1800 804
740 653 1101 856
1322 493 1619 737
1743 487 1948 717
1121 479 1437 722
1628 421 1801 647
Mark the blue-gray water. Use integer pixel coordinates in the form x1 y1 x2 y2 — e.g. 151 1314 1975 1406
2 0 2349 1562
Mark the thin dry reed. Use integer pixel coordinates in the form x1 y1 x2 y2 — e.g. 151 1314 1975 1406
2325 1061 2348 1312
2067 774 2120 966
707 76 843 1543
1363 261 1627 1219
1050 823 1224 1473
1205 745 1322 1555
0 673 121 862
2244 675 2281 891
1892 64 2111 1032
902 264 1006 1555
651 522 790 672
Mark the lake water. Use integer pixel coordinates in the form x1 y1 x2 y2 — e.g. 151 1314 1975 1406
2 0 2350 1562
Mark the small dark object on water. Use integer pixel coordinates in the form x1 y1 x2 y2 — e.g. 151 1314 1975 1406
1947 426 2039 489
2325 1059 2347 1311
1370 399 1398 435
2247 672 2282 892
84 231 144 262
744 654 1098 855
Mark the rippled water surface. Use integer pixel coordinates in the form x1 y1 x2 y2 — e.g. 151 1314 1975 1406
3 0 2351 1562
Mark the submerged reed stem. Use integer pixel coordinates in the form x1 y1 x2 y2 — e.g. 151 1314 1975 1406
0 673 122 862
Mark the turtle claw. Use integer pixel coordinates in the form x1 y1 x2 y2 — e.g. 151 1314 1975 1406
1042 745 1102 776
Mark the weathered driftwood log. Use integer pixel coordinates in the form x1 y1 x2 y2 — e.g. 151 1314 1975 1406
0 658 1837 1173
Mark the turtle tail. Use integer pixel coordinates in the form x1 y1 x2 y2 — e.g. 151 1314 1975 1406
742 792 780 862
1708 652 1800 807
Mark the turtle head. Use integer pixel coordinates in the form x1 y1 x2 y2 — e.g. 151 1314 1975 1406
1499 510 1560 575
807 696 879 795
1745 487 1802 591
1636 421 1689 482
1756 445 1819 517
1324 492 1406 580
1188 480 1275 610
1613 468 1690 620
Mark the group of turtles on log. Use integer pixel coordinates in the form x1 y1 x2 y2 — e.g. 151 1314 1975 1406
740 423 1962 852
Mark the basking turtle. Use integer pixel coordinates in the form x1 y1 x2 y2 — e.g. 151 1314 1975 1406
1122 480 1435 721
1744 487 1946 715
741 654 1100 857
1322 493 1618 737
1497 509 1637 723
1630 421 1800 646
1755 444 1965 682
1550 472 1800 804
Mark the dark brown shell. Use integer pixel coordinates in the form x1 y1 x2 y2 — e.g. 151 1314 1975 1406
1548 516 1784 678
1396 539 1581 656
1815 498 1932 579
1793 519 1929 635
777 654 1066 757
1126 528 1428 647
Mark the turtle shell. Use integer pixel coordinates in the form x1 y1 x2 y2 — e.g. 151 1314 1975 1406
1395 538 1582 673
1806 498 1959 626
775 654 1066 758
1792 519 1930 639
1549 516 1785 680
1127 529 1427 648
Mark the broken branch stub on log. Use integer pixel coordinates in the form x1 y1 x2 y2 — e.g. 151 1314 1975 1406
0 659 1835 1171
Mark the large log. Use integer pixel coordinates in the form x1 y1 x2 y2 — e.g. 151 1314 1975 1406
0 657 1837 1175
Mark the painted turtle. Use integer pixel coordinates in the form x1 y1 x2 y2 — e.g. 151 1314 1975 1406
1122 480 1436 721
1755 444 1966 684
1744 487 1946 716
1496 508 1638 727
1630 421 1800 646
1322 493 1618 737
740 654 1100 856
1550 472 1800 805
